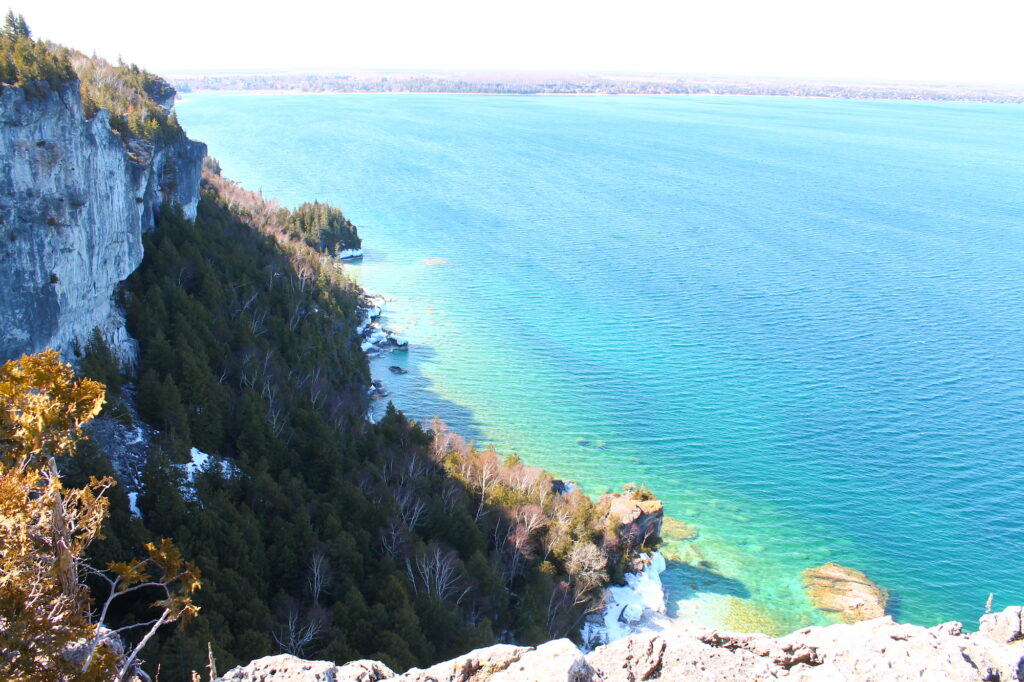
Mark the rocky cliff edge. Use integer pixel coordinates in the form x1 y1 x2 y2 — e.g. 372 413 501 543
0 80 205 365
218 606 1024 681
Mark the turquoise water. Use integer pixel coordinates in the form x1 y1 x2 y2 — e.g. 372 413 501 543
176 93 1024 633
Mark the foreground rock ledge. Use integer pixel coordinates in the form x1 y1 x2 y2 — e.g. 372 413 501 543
218 606 1024 681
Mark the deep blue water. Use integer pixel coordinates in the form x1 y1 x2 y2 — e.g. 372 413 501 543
177 93 1024 632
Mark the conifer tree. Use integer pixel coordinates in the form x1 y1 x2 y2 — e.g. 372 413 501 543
0 351 200 681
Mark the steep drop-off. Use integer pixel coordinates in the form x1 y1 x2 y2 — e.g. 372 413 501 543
0 80 204 364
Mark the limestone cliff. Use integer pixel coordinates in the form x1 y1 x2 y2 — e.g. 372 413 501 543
219 606 1024 681
0 80 205 364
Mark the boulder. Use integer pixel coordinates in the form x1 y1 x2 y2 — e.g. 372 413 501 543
218 654 394 681
398 640 592 681
620 603 645 624
979 605 1024 645
802 562 888 623
489 640 594 682
398 644 528 681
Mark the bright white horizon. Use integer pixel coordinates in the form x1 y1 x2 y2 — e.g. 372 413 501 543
11 0 1024 86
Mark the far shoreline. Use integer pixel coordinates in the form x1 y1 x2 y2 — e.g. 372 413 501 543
176 89 1022 105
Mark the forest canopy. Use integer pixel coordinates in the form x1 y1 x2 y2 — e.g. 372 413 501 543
50 167 651 678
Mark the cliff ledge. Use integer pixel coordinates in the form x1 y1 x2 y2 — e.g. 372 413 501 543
218 605 1024 681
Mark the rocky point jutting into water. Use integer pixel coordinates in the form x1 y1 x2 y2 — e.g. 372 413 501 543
0 78 205 365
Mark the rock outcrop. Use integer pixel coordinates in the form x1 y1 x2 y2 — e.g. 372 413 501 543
600 489 664 548
0 80 205 365
802 562 888 623
588 612 1024 681
980 605 1024 645
399 639 593 682
218 607 1024 681
218 655 394 682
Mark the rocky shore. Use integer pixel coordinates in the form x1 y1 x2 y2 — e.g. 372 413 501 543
357 294 409 355
218 605 1024 681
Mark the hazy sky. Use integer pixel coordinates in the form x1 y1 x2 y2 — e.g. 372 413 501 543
12 0 1024 84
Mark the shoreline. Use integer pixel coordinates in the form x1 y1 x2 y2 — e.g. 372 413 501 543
347 273 803 641
176 89 1024 104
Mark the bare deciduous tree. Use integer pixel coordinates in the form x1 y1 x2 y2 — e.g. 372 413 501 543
379 517 408 558
394 485 427 530
307 550 332 604
473 448 501 521
272 601 328 657
566 541 608 605
405 543 469 604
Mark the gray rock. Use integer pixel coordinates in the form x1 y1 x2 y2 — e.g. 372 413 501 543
0 80 204 366
398 643 528 681
489 640 594 682
587 616 1024 681
398 640 592 682
218 654 394 681
217 610 1024 681
979 605 1024 645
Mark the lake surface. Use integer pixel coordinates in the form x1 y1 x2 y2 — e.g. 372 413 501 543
177 93 1024 633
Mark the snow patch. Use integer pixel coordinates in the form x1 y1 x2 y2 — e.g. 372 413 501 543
127 492 141 518
581 551 670 650
126 425 145 445
185 447 211 481
174 447 241 501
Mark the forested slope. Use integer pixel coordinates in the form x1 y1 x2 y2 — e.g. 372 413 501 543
68 170 643 679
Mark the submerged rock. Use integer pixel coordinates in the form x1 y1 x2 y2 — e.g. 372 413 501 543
662 516 700 541
388 365 408 374
802 562 888 623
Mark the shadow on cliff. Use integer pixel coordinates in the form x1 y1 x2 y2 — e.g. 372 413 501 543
367 343 486 443
663 557 752 613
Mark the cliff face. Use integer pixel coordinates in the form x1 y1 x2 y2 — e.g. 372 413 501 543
219 607 1024 681
0 81 205 364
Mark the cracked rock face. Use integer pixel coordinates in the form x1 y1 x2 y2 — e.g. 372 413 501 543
218 608 1024 681
0 81 205 365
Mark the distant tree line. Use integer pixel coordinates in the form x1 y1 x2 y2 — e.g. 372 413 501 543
171 72 1024 103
